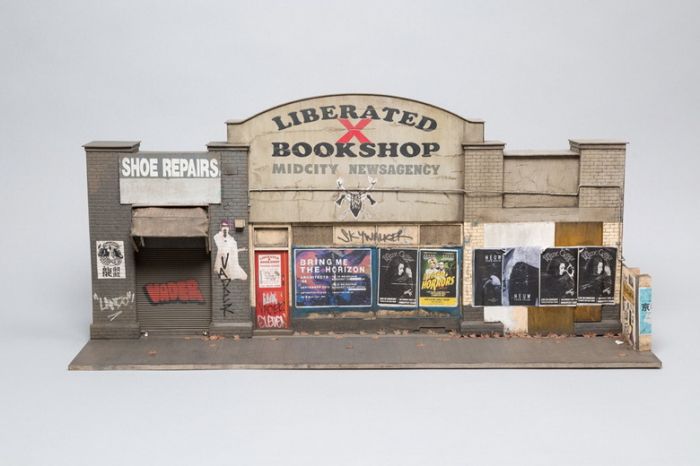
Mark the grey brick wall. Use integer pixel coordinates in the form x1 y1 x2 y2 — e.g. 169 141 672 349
208 147 252 337
85 143 140 339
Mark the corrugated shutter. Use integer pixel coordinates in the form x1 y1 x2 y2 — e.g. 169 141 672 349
135 248 212 334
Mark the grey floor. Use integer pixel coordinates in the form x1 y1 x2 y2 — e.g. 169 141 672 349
70 334 661 370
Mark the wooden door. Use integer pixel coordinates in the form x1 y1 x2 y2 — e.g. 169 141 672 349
528 222 603 334
255 251 290 329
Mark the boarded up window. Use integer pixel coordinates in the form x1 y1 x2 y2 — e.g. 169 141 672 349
254 228 288 247
420 225 461 246
293 226 333 246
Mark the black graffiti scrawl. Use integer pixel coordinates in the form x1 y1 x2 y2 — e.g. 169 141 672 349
335 176 377 219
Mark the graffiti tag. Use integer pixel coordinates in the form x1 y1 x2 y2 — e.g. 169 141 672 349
144 279 205 305
93 291 134 321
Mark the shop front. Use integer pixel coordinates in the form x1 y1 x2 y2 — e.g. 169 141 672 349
85 94 634 340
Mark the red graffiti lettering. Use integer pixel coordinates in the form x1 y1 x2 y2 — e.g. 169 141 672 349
257 292 287 328
336 118 372 143
144 279 205 305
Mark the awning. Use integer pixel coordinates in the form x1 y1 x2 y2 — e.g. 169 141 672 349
131 207 209 239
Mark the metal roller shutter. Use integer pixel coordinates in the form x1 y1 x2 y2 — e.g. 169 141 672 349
135 248 212 334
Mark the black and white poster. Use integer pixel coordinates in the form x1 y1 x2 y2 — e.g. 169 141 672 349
96 241 126 279
502 247 540 306
578 247 617 304
539 247 578 305
378 248 418 307
472 249 504 306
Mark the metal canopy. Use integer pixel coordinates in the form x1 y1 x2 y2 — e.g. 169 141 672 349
131 207 209 239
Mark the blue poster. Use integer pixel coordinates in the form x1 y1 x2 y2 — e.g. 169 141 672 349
639 287 652 336
294 248 373 308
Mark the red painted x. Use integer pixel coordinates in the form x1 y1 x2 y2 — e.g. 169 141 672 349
337 118 372 143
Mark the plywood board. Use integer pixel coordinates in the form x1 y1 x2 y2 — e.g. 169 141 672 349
555 222 603 323
528 306 574 335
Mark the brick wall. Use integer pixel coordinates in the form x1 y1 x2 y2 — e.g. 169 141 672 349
603 222 623 306
573 142 626 209
462 222 484 306
463 143 504 221
208 147 253 337
85 143 140 339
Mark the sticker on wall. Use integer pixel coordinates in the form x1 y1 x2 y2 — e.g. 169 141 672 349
335 176 378 220
539 247 578 306
213 221 247 281
378 249 418 307
502 247 540 306
472 249 504 306
294 248 373 308
638 287 652 336
257 254 282 288
578 247 616 304
96 241 126 279
419 249 459 308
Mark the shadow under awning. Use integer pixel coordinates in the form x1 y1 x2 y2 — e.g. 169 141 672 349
131 207 209 250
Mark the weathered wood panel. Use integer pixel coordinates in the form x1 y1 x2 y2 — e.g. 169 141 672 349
527 306 574 335
555 222 603 323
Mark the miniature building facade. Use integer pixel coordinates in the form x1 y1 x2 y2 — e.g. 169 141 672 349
85 94 631 339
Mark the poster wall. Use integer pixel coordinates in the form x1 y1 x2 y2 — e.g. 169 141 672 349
294 248 373 309
419 249 459 308
578 247 617 304
472 249 504 306
472 246 618 308
539 247 578 305
378 249 418 307
502 247 540 306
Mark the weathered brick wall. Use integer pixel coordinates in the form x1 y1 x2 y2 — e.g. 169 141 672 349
85 144 140 339
208 147 252 336
463 143 504 221
462 222 484 306
603 222 623 306
574 142 626 209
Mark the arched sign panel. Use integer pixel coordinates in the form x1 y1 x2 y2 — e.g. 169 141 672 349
227 95 484 223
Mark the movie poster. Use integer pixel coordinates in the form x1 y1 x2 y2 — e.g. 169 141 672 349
378 249 418 307
472 249 504 306
419 249 459 308
502 247 540 306
294 248 372 309
539 247 578 305
578 247 617 304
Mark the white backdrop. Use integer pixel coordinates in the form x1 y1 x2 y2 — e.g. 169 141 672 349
1 1 698 465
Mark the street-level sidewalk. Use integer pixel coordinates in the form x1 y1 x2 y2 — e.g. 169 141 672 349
69 334 662 370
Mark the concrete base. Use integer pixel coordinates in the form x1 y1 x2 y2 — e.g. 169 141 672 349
69 335 662 370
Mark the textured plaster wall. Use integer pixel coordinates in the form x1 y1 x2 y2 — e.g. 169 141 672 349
482 222 555 333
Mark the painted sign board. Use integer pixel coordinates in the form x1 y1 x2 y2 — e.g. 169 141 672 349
294 248 373 309
228 95 484 222
119 153 221 205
